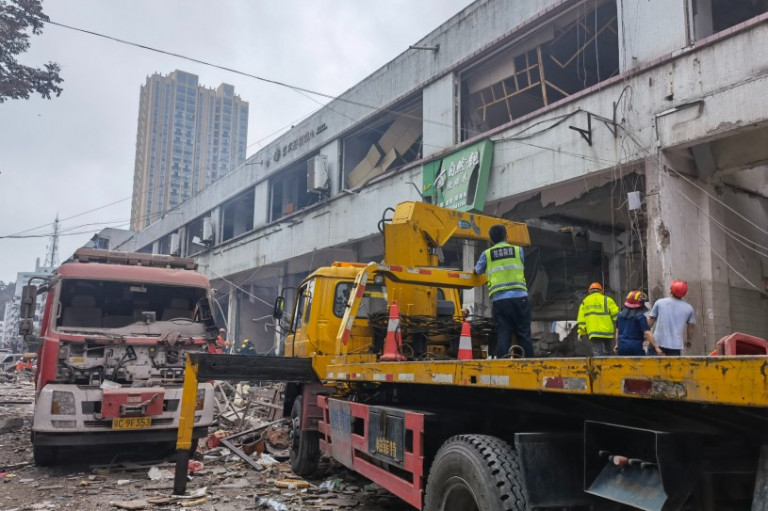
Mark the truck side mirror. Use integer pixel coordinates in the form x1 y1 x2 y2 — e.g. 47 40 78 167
20 285 38 320
19 319 34 336
273 296 285 320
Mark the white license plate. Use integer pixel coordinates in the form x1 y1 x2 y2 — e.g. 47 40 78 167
111 417 151 430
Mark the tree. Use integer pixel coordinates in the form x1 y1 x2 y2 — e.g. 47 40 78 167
0 0 63 103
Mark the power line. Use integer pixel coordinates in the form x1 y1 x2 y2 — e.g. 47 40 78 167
665 165 768 239
676 190 768 259
41 18 458 135
6 16 445 239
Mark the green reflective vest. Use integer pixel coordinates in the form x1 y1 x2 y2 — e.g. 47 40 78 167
577 291 619 339
484 242 527 297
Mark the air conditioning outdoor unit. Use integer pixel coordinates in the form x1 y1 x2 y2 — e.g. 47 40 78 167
170 233 181 256
202 217 214 243
307 155 329 193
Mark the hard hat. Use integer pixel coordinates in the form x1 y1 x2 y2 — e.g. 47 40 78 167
624 290 647 309
670 280 688 298
588 282 603 293
219 327 226 333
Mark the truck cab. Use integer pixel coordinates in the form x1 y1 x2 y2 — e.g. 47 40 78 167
22 249 217 465
282 262 463 361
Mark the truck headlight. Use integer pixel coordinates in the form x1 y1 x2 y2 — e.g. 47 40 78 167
195 389 206 411
51 391 76 415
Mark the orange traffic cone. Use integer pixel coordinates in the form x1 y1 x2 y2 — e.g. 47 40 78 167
381 301 406 361
457 320 473 360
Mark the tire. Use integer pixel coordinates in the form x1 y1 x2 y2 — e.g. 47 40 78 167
33 443 57 466
289 396 320 476
424 434 528 511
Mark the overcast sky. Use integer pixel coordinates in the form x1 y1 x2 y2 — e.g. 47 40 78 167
0 0 474 283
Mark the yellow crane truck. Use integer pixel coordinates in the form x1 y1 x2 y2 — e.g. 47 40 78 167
173 201 768 511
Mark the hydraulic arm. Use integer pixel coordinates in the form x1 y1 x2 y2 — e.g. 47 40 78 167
383 201 530 267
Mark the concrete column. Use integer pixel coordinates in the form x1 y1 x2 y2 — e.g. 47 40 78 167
254 183 268 228
697 192 731 347
227 286 239 348
617 0 687 70
645 156 729 353
422 74 456 158
720 186 768 338
178 226 187 257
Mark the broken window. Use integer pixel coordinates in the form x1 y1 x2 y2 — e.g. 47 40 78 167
343 96 423 188
269 155 322 222
222 188 254 241
157 234 172 255
503 172 647 321
186 213 214 255
692 0 768 40
460 0 619 140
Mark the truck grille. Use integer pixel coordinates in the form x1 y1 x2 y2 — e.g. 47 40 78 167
82 399 180 414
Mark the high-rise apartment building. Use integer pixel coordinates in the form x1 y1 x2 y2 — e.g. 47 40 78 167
130 70 248 231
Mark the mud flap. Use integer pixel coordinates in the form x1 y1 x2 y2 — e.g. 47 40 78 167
515 432 596 507
584 421 699 511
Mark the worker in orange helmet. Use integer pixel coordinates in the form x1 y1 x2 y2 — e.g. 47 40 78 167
615 290 663 356
649 280 695 355
216 327 231 351
207 327 231 354
577 282 619 356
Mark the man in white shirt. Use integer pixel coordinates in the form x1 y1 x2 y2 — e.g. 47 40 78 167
649 280 695 356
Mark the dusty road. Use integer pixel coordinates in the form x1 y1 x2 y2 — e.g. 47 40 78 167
0 379 410 511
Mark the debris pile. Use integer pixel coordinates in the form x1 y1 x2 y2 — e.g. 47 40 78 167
0 380 411 510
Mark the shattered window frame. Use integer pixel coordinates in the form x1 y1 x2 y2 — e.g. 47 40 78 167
459 0 619 140
268 153 323 223
342 95 423 189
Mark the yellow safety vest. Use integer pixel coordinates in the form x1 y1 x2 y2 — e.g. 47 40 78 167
484 242 527 298
577 292 619 339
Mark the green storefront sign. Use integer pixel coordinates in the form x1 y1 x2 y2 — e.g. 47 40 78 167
423 139 493 212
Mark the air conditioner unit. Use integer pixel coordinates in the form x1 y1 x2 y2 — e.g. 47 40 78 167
307 155 329 193
170 233 181 256
202 217 214 243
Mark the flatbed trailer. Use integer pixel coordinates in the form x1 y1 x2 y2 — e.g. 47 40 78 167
174 340 768 510
172 203 768 509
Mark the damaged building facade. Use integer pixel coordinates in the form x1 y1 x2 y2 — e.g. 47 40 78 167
116 0 768 354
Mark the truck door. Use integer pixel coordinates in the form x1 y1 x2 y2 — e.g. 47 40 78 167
288 279 315 357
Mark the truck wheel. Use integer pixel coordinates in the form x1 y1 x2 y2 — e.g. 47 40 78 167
289 396 320 476
33 444 57 466
424 434 527 511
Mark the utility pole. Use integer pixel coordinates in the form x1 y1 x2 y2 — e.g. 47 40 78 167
44 215 60 268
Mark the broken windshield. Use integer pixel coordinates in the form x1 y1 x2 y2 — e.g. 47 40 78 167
55 278 213 336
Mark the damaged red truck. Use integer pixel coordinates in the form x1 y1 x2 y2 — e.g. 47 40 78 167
19 248 217 465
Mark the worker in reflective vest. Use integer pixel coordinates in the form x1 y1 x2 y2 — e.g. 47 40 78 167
474 224 534 358
577 282 619 356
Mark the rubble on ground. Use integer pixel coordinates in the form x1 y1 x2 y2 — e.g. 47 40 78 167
0 380 411 511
